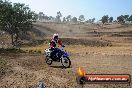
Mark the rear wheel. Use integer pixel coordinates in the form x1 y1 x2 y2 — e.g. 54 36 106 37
45 56 52 65
61 57 71 68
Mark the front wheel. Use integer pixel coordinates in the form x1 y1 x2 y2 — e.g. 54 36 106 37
45 56 52 65
61 57 71 68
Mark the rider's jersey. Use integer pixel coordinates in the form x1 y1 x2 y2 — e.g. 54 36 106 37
49 38 62 48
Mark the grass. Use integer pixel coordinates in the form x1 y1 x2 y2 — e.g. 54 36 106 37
9 38 131 56
20 43 79 52
19 43 107 54
19 43 96 55
1 41 131 56
20 43 48 53
0 48 26 53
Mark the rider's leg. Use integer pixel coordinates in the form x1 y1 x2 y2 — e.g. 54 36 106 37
50 48 56 59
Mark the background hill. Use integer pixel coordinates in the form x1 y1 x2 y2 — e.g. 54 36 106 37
29 22 132 47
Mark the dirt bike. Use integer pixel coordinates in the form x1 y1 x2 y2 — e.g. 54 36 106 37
44 46 71 68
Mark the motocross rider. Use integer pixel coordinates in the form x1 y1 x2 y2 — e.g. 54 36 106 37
49 33 65 58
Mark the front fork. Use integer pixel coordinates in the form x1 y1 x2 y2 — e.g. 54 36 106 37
60 56 64 62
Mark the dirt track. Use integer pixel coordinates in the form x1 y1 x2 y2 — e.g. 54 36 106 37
0 23 132 88
0 46 132 88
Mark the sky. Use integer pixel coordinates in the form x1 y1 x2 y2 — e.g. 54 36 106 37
10 0 132 21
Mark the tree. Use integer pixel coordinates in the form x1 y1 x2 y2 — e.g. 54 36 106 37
63 17 66 22
124 15 129 22
56 11 62 22
86 19 91 23
117 15 125 23
33 13 38 21
49 16 55 22
101 15 109 24
109 17 113 23
71 17 77 23
0 0 36 46
38 12 45 21
128 15 132 22
66 15 72 22
78 15 85 22
57 11 62 17
86 18 95 23
113 20 117 23
44 15 49 21
92 18 95 23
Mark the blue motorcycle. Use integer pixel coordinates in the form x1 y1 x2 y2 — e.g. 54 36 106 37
44 46 71 68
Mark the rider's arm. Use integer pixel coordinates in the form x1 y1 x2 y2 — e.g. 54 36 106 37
50 41 55 48
58 39 63 46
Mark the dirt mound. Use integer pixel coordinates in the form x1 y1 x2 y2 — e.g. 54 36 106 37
0 47 132 88
60 38 112 47
86 31 132 37
33 24 57 33
18 22 132 47
110 31 132 37
20 38 112 47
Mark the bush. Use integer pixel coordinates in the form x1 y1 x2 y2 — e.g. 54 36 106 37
37 50 41 54
29 50 33 53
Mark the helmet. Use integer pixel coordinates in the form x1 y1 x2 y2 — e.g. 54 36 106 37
53 33 59 39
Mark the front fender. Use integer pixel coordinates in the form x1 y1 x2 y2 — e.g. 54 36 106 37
63 52 69 57
44 49 51 56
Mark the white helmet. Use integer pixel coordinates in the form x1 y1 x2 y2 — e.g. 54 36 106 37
53 33 59 39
